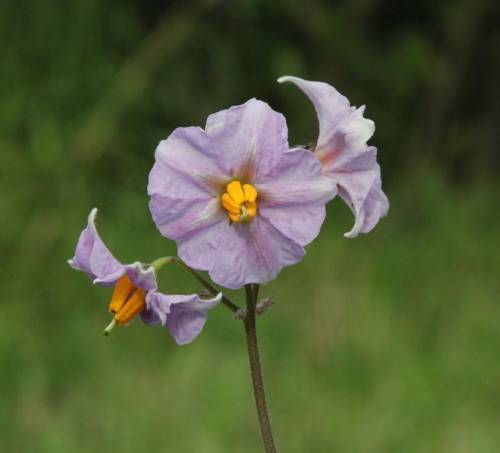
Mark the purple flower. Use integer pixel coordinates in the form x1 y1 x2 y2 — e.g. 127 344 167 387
278 76 389 238
68 208 221 344
148 99 337 289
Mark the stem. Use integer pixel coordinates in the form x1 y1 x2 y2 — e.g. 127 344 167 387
171 257 242 314
150 256 172 271
244 284 277 453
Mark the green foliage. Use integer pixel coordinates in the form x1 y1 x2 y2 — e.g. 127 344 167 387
1 0 499 451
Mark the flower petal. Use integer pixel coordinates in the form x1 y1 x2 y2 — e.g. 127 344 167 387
278 76 350 150
148 127 227 240
124 262 157 292
334 163 389 238
208 216 305 289
176 214 228 271
151 126 227 193
205 99 289 180
317 106 376 174
148 127 229 240
257 147 336 246
68 208 124 285
257 147 337 205
142 292 222 345
259 204 327 247
279 76 388 236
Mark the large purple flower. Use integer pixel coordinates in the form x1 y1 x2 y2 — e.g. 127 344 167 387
278 76 389 238
148 99 337 289
68 208 221 344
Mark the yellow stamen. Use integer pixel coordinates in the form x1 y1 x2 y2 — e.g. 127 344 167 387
226 180 245 205
243 184 257 203
107 274 146 328
221 193 241 214
246 201 257 218
221 180 258 224
228 212 241 223
109 275 135 314
114 288 146 325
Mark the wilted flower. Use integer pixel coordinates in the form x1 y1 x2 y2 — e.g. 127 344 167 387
68 208 221 344
278 76 389 238
148 99 337 289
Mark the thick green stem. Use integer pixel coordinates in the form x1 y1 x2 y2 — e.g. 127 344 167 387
244 284 277 453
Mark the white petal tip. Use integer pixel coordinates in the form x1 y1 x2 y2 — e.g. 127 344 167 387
344 222 361 239
277 76 294 84
88 207 98 224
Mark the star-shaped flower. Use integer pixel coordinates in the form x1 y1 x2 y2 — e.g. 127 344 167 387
148 99 337 289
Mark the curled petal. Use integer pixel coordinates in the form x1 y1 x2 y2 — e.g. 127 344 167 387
142 292 222 345
205 99 289 180
278 76 350 149
317 106 376 173
68 208 124 285
279 76 388 236
208 216 305 289
335 163 389 238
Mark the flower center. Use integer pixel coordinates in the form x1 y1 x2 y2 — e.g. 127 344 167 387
108 274 146 325
221 180 258 224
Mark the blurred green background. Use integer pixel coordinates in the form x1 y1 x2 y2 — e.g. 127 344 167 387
1 0 500 451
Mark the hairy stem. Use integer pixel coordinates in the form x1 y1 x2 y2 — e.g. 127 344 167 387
244 284 277 453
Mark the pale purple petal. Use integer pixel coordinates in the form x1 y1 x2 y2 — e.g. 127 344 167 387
176 215 228 271
148 127 227 241
205 99 288 180
257 147 336 246
68 208 124 285
278 76 389 237
209 216 304 289
257 147 337 205
142 292 222 345
124 262 157 292
334 163 389 238
278 76 350 149
317 106 376 174
258 204 327 247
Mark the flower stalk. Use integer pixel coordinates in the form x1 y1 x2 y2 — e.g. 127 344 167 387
244 284 277 453
169 257 242 314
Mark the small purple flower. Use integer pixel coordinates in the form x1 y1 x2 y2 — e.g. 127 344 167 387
68 208 221 344
148 99 337 289
278 76 389 238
